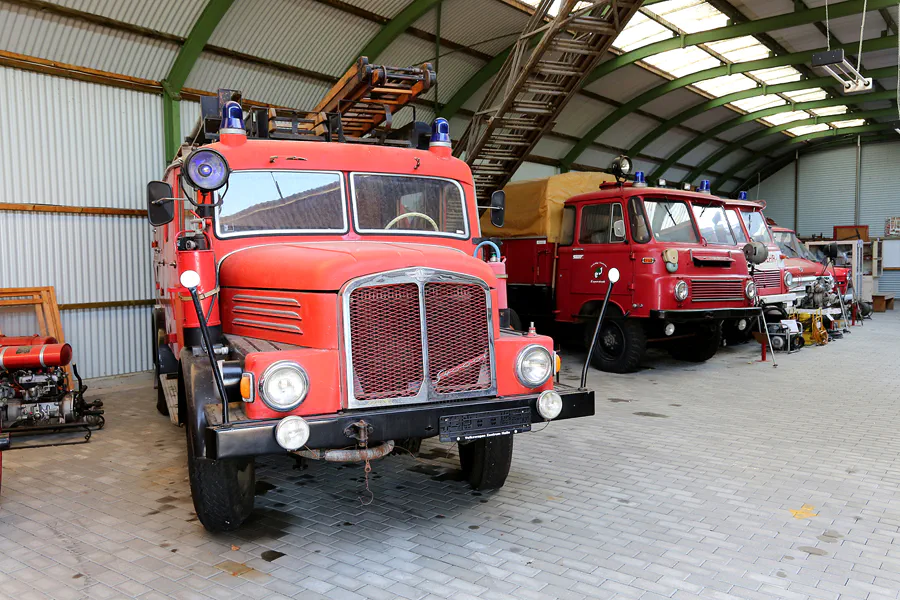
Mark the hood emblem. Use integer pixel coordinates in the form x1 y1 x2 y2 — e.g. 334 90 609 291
410 268 434 282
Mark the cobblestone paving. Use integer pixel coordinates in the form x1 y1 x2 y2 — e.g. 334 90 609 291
1 313 899 600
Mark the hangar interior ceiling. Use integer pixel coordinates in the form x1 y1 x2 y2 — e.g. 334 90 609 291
1 0 898 194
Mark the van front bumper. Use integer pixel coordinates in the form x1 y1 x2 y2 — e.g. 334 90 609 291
203 385 594 460
649 307 759 322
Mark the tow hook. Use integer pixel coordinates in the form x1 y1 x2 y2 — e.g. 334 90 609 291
343 419 373 444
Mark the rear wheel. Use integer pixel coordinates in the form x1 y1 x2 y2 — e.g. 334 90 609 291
668 321 722 363
186 413 256 532
458 435 513 490
584 317 646 374
152 316 168 416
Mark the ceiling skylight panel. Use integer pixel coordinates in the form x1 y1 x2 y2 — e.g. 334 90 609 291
645 1 728 34
730 94 787 112
810 105 848 116
692 74 757 97
831 119 866 128
704 36 770 63
642 46 721 78
612 12 675 52
787 123 830 135
762 111 810 126
782 88 829 103
750 66 803 84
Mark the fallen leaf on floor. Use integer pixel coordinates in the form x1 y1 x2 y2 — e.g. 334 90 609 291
231 545 240 551
790 504 818 519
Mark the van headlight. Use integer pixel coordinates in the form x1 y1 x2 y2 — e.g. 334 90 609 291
259 361 309 411
516 345 553 388
674 280 689 301
745 281 757 299
784 271 793 288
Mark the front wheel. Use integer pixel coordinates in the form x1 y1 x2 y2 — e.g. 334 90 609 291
584 318 646 373
152 317 168 416
186 420 255 532
458 435 513 490
668 321 722 363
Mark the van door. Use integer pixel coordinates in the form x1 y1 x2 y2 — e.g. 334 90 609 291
569 201 632 315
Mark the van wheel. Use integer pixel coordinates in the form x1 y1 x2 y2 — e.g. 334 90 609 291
723 319 752 346
186 417 255 532
458 435 513 490
584 318 646 374
669 321 722 362
152 318 168 416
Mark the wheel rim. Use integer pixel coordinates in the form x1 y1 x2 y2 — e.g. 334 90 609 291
596 321 626 360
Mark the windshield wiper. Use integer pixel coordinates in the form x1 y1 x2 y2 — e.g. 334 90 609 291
270 173 285 200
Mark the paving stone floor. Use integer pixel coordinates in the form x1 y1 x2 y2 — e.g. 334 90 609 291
2 312 899 600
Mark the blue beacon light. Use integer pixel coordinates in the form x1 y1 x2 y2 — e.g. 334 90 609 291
698 180 711 194
633 171 647 187
430 118 451 148
738 191 748 200
220 101 245 133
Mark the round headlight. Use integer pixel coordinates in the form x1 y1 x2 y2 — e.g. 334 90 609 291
274 416 310 451
516 345 553 388
745 281 757 299
537 390 563 420
183 148 230 192
674 280 689 301
259 361 309 412
784 271 794 288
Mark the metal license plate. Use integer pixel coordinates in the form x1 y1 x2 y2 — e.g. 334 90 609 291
439 407 531 442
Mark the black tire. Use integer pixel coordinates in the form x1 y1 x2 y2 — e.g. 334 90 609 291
186 418 255 532
152 316 168 416
583 317 646 374
668 321 722 363
392 438 423 456
723 320 752 346
509 309 523 332
457 435 514 490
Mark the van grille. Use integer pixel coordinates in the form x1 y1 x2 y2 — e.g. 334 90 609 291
752 270 781 291
691 279 745 302
346 272 494 407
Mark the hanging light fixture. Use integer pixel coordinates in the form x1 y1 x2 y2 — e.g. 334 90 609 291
812 49 873 93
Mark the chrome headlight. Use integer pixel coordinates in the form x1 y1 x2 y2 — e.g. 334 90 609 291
783 271 793 288
259 361 309 411
745 281 757 300
274 416 310 450
516 345 553 388
537 390 563 420
674 280 689 301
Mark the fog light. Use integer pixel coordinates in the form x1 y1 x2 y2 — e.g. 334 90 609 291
274 416 310 451
664 322 675 336
737 318 747 331
537 390 563 420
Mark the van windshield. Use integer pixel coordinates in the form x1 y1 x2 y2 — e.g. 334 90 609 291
692 203 736 245
641 198 699 243
352 173 468 238
740 210 774 244
215 170 346 237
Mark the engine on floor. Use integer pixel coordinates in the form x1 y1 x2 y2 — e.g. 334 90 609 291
797 276 839 310
0 336 103 430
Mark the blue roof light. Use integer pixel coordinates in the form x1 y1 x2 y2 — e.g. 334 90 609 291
698 180 711 194
430 117 451 148
738 191 748 200
220 101 244 132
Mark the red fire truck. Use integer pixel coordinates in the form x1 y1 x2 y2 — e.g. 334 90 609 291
772 226 851 297
147 62 595 532
482 169 759 373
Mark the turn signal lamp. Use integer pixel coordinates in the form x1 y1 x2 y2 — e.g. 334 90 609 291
220 100 245 133
240 373 253 402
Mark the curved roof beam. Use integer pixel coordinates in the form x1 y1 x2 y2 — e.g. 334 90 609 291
648 89 896 180
683 107 898 183
712 123 897 192
162 0 235 159
733 131 898 193
628 66 895 157
559 34 897 169
355 0 442 66
585 0 893 85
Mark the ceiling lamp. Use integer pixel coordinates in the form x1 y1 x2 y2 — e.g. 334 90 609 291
812 49 872 93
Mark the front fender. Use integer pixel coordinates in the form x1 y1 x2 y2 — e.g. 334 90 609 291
181 349 217 459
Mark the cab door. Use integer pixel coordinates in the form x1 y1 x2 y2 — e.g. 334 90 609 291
569 201 632 312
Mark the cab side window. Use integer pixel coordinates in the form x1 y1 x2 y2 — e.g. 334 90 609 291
579 204 626 245
560 206 576 246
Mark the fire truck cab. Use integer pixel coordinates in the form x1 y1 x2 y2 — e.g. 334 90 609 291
772 226 851 297
147 68 594 532
485 171 758 373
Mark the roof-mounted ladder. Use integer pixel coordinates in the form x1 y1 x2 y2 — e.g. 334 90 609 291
455 0 641 202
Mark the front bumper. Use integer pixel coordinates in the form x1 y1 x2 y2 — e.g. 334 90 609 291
759 292 797 305
649 307 759 322
204 385 595 460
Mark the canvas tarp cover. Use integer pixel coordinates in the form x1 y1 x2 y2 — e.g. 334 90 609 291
480 172 616 242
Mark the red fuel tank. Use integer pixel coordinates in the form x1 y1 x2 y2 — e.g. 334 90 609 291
0 343 73 369
0 335 58 346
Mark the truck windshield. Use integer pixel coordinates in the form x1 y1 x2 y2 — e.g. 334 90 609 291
725 209 749 244
773 230 817 261
641 198 699 243
692 203 736 245
740 209 774 244
215 170 346 236
352 173 468 238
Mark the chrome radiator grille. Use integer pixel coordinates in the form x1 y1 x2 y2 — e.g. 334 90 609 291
752 269 781 290
344 269 495 408
691 279 745 302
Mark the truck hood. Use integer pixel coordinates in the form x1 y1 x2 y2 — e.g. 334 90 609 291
218 242 496 292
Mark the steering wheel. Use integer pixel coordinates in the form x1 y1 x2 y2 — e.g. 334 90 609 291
384 212 439 232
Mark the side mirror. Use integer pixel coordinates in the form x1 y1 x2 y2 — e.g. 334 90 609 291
490 190 505 228
147 181 175 227
613 220 626 239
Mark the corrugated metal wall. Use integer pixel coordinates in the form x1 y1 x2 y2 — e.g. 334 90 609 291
859 143 900 234
749 160 795 229
797 147 856 238
0 66 158 378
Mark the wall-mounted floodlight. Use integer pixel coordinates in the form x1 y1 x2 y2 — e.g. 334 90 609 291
812 49 872 93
